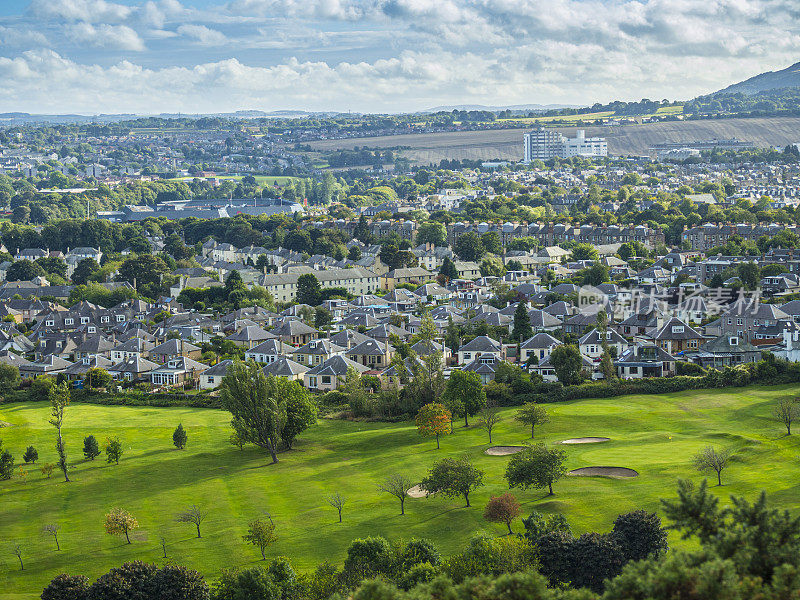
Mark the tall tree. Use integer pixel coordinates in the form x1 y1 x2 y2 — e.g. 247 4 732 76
417 221 447 247
454 232 485 262
407 312 445 408
550 345 583 385
477 404 502 444
439 256 458 281
220 362 290 464
442 369 486 427
296 273 322 306
511 302 532 342
48 382 70 482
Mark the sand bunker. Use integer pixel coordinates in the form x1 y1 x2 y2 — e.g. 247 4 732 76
568 467 639 478
407 485 428 498
561 437 610 444
484 446 526 456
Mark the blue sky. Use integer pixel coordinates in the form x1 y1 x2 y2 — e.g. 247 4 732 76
0 0 797 114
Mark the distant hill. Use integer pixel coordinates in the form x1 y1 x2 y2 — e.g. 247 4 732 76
423 103 582 113
712 61 800 96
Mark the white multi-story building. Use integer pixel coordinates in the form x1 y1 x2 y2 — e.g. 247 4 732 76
523 128 565 162
523 128 607 162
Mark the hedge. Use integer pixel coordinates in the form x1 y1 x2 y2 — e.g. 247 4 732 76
0 388 223 409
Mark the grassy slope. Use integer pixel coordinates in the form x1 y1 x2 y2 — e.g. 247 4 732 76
304 116 800 162
1 384 799 598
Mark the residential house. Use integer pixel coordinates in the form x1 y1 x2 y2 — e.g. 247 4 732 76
304 355 369 391
616 344 677 378
457 335 503 364
150 356 208 387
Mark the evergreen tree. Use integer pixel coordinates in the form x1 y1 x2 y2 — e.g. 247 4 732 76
83 435 100 460
511 302 533 342
173 424 187 450
439 256 458 281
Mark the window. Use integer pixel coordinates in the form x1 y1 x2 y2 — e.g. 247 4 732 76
81 317 89 324
671 326 684 333
308 376 318 387
101 316 109 323
729 337 739 346
321 375 331 384
46 320 54 327
736 318 743 326
116 315 125 322
462 352 471 360
65 318 74 325
88 327 96 333
207 376 214 384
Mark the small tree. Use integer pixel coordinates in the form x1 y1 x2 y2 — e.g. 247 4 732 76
48 382 71 482
229 431 245 451
693 446 732 486
477 404 502 444
173 424 188 450
105 437 123 465
0 440 13 480
415 403 451 449
22 445 38 464
176 505 207 538
40 463 54 478
83 435 100 460
159 533 168 558
105 508 138 544
505 443 567 496
326 492 346 523
514 403 550 439
774 398 799 435
43 524 60 551
420 457 484 507
12 543 23 570
379 474 415 515
484 493 522 534
243 517 277 560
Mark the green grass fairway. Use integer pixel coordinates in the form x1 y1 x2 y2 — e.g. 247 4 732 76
1 384 799 598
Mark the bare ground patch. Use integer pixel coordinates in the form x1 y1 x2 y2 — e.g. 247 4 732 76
407 485 427 498
560 437 610 444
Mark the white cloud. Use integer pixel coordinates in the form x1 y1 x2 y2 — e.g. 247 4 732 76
66 23 146 51
6 0 800 112
176 24 227 46
0 26 50 47
28 0 133 23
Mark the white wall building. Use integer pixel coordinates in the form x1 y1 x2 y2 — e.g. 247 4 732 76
523 128 607 162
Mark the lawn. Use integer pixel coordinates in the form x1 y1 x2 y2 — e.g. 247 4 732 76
1 384 799 598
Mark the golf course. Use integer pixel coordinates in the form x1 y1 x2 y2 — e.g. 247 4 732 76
1 384 799 599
